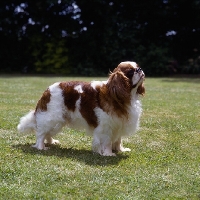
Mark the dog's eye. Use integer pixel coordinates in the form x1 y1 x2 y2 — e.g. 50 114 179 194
126 69 135 79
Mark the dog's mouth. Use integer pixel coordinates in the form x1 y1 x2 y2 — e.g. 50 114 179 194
138 72 145 83
132 73 145 88
140 73 145 80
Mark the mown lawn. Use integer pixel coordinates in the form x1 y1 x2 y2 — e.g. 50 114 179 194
0 75 200 199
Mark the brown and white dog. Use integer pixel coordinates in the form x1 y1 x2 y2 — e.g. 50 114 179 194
17 61 145 156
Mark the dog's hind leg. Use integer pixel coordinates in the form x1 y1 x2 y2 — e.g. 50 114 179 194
44 122 65 145
32 133 47 150
33 115 65 149
45 134 60 145
32 127 62 150
112 137 131 152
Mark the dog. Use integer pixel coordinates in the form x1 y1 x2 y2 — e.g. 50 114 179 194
17 61 145 156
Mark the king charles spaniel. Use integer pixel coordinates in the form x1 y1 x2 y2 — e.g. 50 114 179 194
17 61 145 156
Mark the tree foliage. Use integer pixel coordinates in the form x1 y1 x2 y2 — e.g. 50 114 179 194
0 0 200 75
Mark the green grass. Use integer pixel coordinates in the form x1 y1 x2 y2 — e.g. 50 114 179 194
0 76 200 199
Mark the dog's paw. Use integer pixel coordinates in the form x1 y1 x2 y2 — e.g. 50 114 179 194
102 152 116 156
120 147 131 152
51 139 60 145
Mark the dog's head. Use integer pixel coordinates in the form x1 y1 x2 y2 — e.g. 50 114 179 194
107 61 145 102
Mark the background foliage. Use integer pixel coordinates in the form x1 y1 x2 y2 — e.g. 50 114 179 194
0 0 200 76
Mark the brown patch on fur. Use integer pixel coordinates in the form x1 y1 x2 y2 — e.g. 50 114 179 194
35 88 51 112
137 83 145 95
59 81 98 128
59 82 80 111
100 71 131 118
80 84 98 128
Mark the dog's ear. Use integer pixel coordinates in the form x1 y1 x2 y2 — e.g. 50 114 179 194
107 71 131 105
137 83 145 95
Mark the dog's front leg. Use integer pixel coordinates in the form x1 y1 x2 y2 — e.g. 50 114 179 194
92 128 116 156
102 142 116 156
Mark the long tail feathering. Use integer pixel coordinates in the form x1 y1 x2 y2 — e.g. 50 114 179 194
17 110 36 134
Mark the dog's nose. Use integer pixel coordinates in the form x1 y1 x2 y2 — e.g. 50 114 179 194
136 67 142 73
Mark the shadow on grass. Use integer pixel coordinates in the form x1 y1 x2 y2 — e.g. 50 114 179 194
12 143 129 166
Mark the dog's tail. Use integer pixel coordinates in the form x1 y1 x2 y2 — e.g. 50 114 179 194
17 110 36 134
